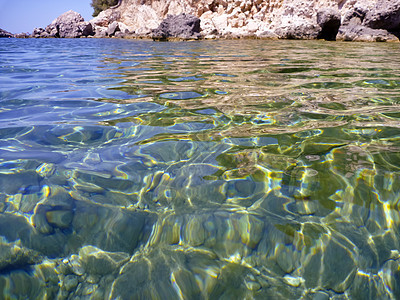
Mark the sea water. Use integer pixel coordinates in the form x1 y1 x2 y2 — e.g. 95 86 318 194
1 38 400 299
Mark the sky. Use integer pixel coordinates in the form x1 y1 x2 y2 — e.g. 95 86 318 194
0 0 93 34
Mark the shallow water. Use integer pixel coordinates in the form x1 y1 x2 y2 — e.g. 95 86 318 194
1 38 400 299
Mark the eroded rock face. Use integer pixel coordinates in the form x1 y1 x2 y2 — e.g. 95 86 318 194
25 1 400 40
337 1 400 42
317 9 341 41
364 0 400 31
152 13 201 40
88 0 400 41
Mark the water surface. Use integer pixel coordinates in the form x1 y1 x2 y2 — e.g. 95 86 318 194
1 38 400 299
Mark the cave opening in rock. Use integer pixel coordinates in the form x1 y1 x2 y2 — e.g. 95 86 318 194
318 21 340 41
317 10 341 41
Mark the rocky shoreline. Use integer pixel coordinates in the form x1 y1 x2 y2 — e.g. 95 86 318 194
0 28 13 38
2 0 400 41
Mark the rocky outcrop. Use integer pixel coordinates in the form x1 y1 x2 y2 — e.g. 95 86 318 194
32 10 94 38
0 28 13 38
14 33 30 38
24 1 400 41
317 9 341 41
364 0 400 31
106 21 120 36
152 13 201 40
337 0 400 42
87 0 400 41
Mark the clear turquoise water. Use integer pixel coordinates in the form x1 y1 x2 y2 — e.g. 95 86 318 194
1 38 400 299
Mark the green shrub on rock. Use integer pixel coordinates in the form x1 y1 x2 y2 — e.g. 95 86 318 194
91 0 119 17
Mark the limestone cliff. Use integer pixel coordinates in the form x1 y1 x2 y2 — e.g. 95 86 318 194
89 0 400 41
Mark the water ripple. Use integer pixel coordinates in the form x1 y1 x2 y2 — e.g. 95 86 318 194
1 38 400 299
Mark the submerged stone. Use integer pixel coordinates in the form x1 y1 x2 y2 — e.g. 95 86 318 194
29 231 68 258
45 210 73 229
302 290 330 300
70 201 154 254
321 240 357 292
348 270 389 300
110 247 215 300
0 242 41 272
34 260 59 298
183 216 206 247
0 170 40 196
0 270 46 299
79 245 129 276
302 249 322 289
32 187 75 234
283 275 304 287
275 244 297 274
62 274 79 291
237 214 264 249
68 255 85 276
381 259 400 299
0 214 34 246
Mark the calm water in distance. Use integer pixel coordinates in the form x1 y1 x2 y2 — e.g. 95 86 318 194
1 38 400 299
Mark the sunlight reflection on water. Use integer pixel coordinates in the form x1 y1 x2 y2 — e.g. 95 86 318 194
0 38 400 299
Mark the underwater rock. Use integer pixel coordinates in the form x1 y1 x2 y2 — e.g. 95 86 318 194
0 170 40 196
0 210 67 257
302 249 323 289
0 242 41 272
78 246 129 276
348 270 390 299
62 274 79 292
45 210 73 229
321 240 357 292
302 290 330 300
110 250 177 299
29 232 69 258
0 214 34 244
0 270 46 299
110 247 218 300
32 187 75 234
114 244 302 299
34 260 59 298
69 200 156 254
66 255 85 276
380 259 400 298
149 210 265 259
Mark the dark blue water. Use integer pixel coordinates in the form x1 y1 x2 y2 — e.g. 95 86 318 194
1 38 400 299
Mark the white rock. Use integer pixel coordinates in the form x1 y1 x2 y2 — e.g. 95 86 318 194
212 14 228 32
246 19 260 33
118 22 132 34
86 0 399 41
283 275 304 287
